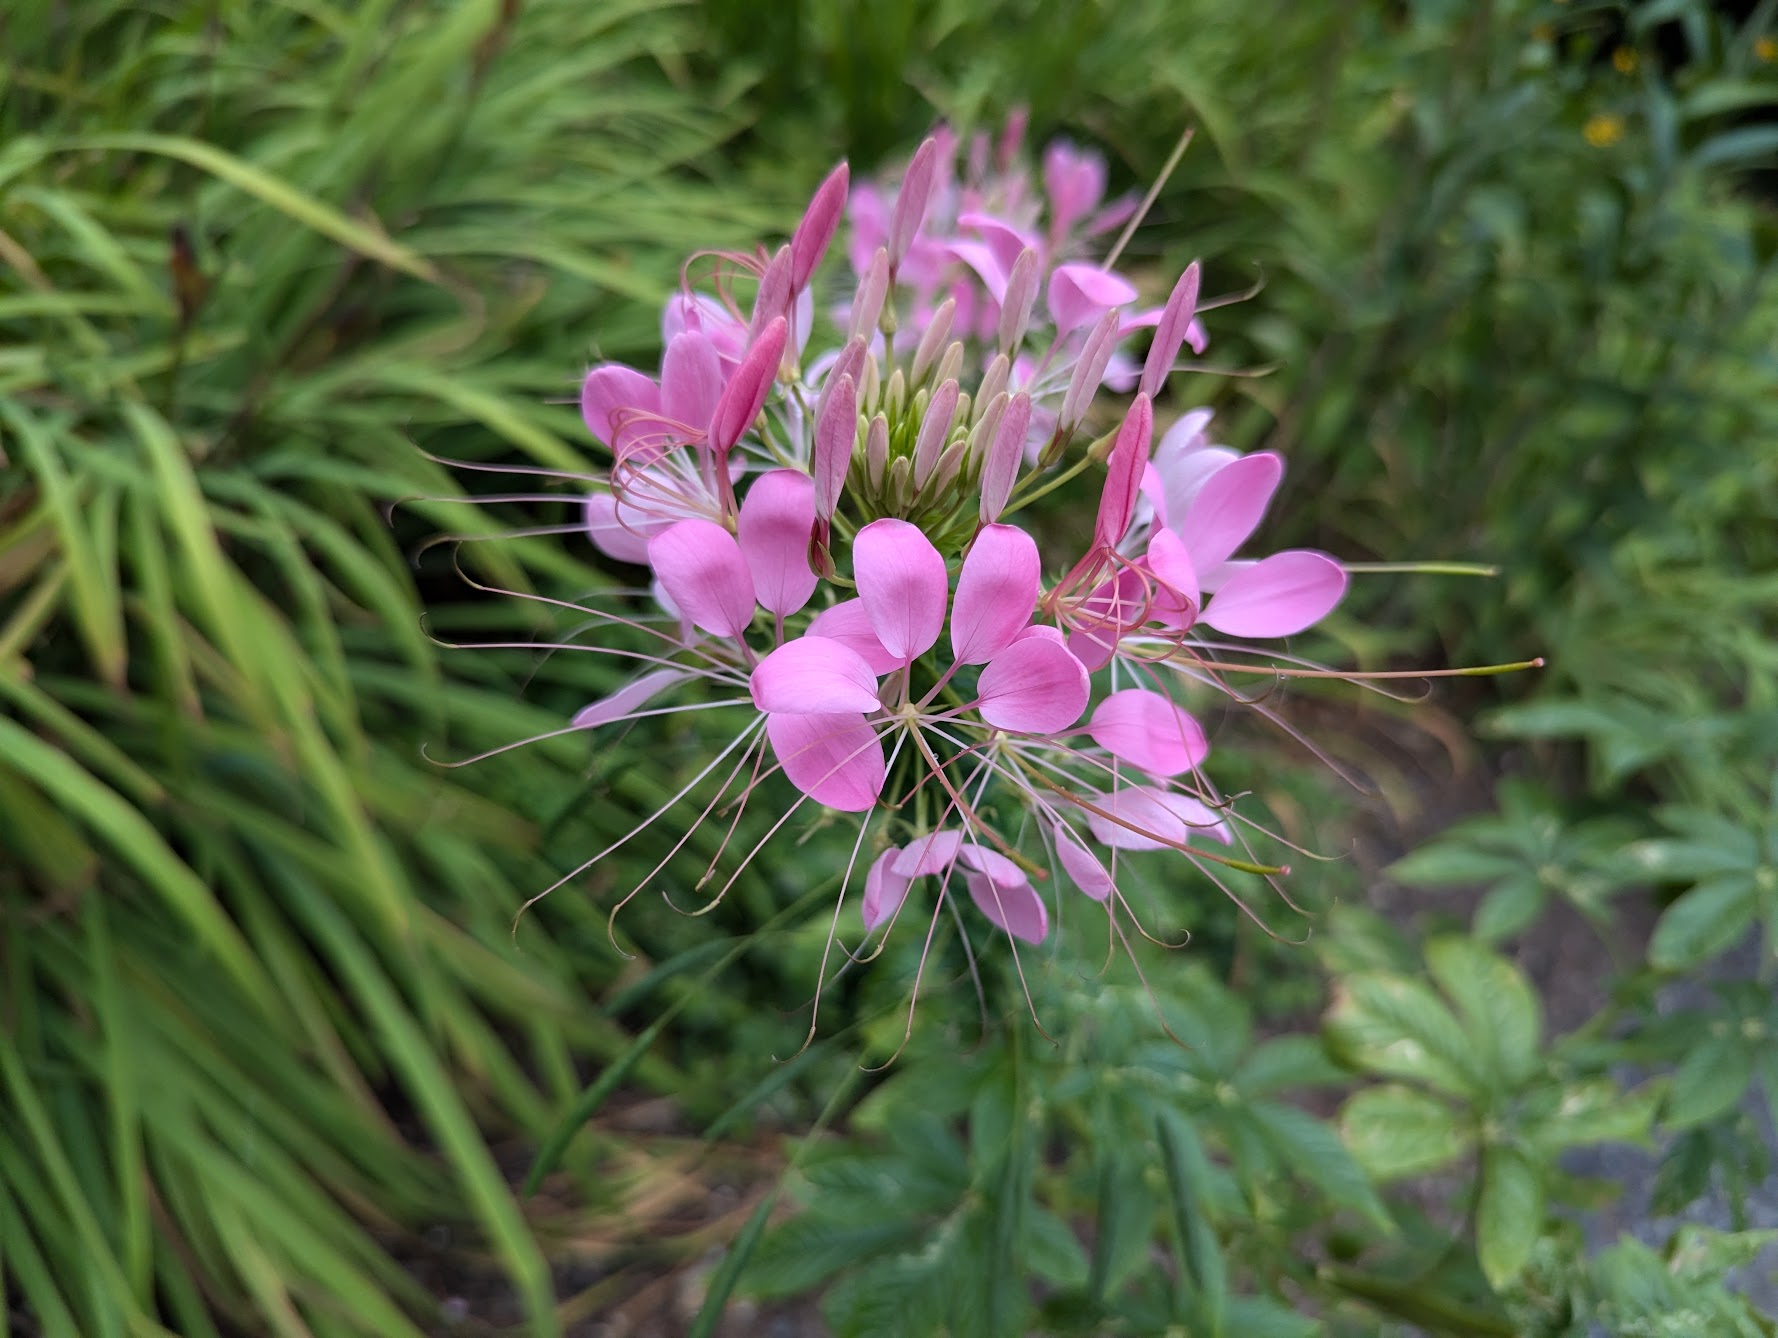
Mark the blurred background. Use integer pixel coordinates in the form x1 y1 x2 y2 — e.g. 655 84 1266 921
3 0 1776 1334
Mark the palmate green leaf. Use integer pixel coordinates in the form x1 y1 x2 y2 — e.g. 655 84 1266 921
1325 971 1486 1099
1340 1085 1470 1181
1665 1031 1755 1129
1475 1144 1543 1291
1648 873 1761 970
1525 1077 1661 1154
1249 1099 1393 1231
1424 937 1542 1090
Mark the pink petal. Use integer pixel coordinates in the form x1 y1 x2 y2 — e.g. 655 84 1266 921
659 332 724 440
854 519 949 664
976 635 1088 733
581 364 660 455
965 870 1048 944
572 668 689 729
750 637 881 714
979 390 1033 524
737 469 818 616
1042 140 1107 237
1139 262 1200 400
894 830 965 878
958 211 1040 277
1144 527 1200 627
710 317 788 457
1199 551 1347 638
765 712 885 813
861 848 911 931
1047 263 1139 338
1139 461 1170 530
1088 690 1209 777
584 492 653 564
1093 394 1153 550
749 244 793 342
662 292 747 368
1181 451 1283 573
912 379 960 488
646 519 756 640
958 841 1025 887
791 161 849 290
1158 446 1240 529
950 523 1039 664
808 599 902 676
947 240 1008 304
1085 786 1232 851
1052 822 1112 901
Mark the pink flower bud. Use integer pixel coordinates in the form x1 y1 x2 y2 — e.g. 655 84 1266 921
910 297 956 385
1059 308 1122 433
748 244 793 343
888 136 944 269
1092 393 1152 549
1139 261 1200 400
790 161 849 291
912 378 960 488
813 373 857 521
814 335 868 428
865 413 889 488
711 316 788 457
848 247 890 343
997 248 1040 353
980 391 1032 523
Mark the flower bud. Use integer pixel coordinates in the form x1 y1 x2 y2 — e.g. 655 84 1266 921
748 244 793 343
910 297 956 386
933 340 964 391
865 414 890 488
710 317 788 458
997 248 1040 354
980 392 1032 523
791 162 849 291
913 378 960 488
1139 261 1200 400
848 247 890 343
888 136 943 270
975 353 1010 423
1059 307 1122 433
813 373 857 521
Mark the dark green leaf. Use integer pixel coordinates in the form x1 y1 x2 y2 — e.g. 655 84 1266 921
1648 875 1760 971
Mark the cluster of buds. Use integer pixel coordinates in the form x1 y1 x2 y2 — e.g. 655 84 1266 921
483 123 1368 1038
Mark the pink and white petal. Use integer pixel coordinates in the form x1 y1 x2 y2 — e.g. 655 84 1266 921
977 635 1089 734
894 829 966 879
1052 822 1113 901
958 842 1025 887
659 332 725 438
646 519 756 640
1087 689 1209 777
581 364 660 453
957 211 1040 277
1144 527 1200 627
766 712 885 813
965 870 1049 944
951 523 1040 664
861 847 912 931
750 637 881 714
1199 550 1347 638
1084 786 1184 851
572 668 690 729
1180 451 1283 573
737 469 818 616
1047 263 1140 338
947 239 1009 304
808 599 903 676
854 518 949 663
584 493 653 564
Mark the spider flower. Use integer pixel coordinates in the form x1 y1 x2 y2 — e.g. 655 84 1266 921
440 124 1487 1043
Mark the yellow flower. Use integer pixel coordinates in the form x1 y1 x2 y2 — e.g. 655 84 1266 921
1756 36 1777 63
1584 114 1624 148
1612 47 1638 75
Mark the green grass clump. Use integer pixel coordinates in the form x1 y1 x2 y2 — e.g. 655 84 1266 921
0 1 792 1332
